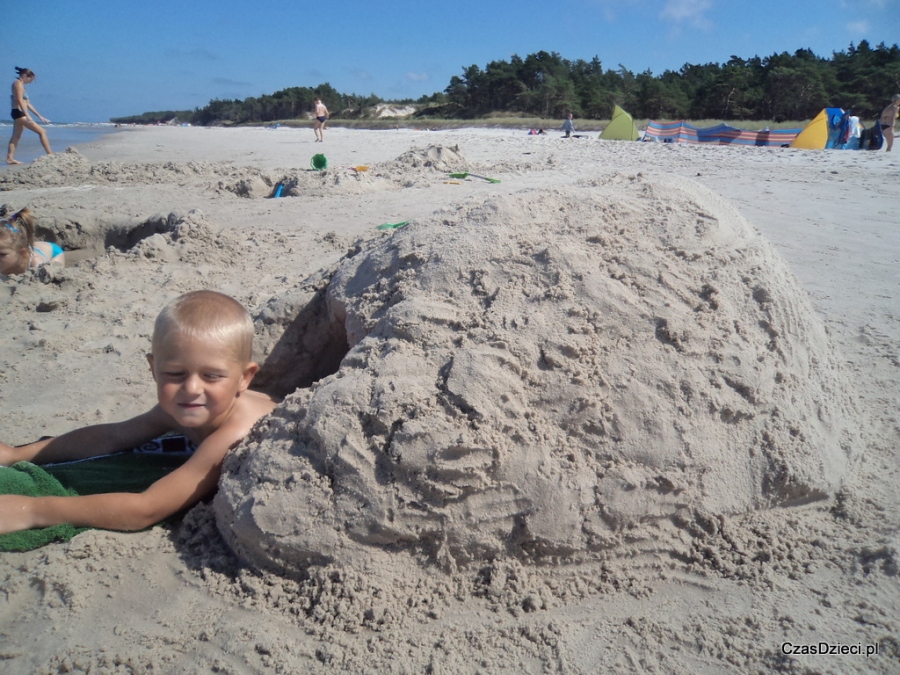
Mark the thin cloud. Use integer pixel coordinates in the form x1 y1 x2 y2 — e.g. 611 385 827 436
587 0 621 21
660 0 713 28
212 77 251 87
846 20 870 36
406 72 429 83
167 47 221 61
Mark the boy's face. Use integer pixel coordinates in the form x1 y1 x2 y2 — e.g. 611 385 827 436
147 331 257 436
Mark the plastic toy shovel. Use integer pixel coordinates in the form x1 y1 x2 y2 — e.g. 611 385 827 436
377 221 409 231
448 172 501 183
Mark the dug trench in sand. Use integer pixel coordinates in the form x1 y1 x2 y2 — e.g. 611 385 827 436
215 173 863 576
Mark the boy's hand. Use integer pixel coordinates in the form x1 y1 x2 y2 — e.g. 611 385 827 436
0 495 35 534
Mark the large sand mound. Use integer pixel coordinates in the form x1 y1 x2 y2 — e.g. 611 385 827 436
215 174 861 575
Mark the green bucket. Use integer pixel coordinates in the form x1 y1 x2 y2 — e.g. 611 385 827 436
310 153 328 170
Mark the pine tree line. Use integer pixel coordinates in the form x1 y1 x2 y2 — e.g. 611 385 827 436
439 41 899 122
111 41 900 125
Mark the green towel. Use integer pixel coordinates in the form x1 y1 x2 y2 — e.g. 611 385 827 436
0 444 190 552
0 462 86 551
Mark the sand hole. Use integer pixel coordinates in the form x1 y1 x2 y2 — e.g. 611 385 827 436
253 278 351 399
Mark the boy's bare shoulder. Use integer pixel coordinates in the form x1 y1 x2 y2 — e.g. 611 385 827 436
241 390 278 419
187 392 275 461
218 390 277 438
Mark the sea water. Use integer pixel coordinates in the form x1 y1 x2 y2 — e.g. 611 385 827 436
0 122 122 165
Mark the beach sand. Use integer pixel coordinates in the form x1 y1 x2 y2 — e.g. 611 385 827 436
0 125 898 674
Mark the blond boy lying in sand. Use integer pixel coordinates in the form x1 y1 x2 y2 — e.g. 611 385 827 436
0 290 276 534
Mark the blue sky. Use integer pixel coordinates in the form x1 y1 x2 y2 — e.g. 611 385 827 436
6 0 898 122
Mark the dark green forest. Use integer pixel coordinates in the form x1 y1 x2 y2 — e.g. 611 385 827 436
111 41 900 126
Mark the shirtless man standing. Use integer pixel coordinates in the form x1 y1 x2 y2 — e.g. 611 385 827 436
313 98 329 142
880 94 900 152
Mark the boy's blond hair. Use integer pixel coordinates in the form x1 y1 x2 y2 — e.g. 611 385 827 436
153 290 254 363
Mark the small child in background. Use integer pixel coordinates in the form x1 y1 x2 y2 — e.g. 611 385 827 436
0 207 65 275
0 290 277 534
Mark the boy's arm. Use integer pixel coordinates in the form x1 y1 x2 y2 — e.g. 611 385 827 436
0 419 242 534
0 407 173 467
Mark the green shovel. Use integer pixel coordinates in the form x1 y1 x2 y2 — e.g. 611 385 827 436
448 172 501 184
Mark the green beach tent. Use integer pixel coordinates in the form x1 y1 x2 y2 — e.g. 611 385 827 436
600 105 640 141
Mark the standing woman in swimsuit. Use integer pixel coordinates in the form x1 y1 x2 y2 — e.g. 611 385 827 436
6 67 52 165
880 94 900 152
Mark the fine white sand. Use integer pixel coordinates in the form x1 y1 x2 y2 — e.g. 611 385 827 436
0 125 898 674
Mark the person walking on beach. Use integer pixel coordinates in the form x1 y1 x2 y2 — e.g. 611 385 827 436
6 67 52 165
314 98 329 142
880 94 900 152
562 113 575 138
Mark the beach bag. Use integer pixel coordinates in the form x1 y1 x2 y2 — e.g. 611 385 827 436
862 122 884 150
